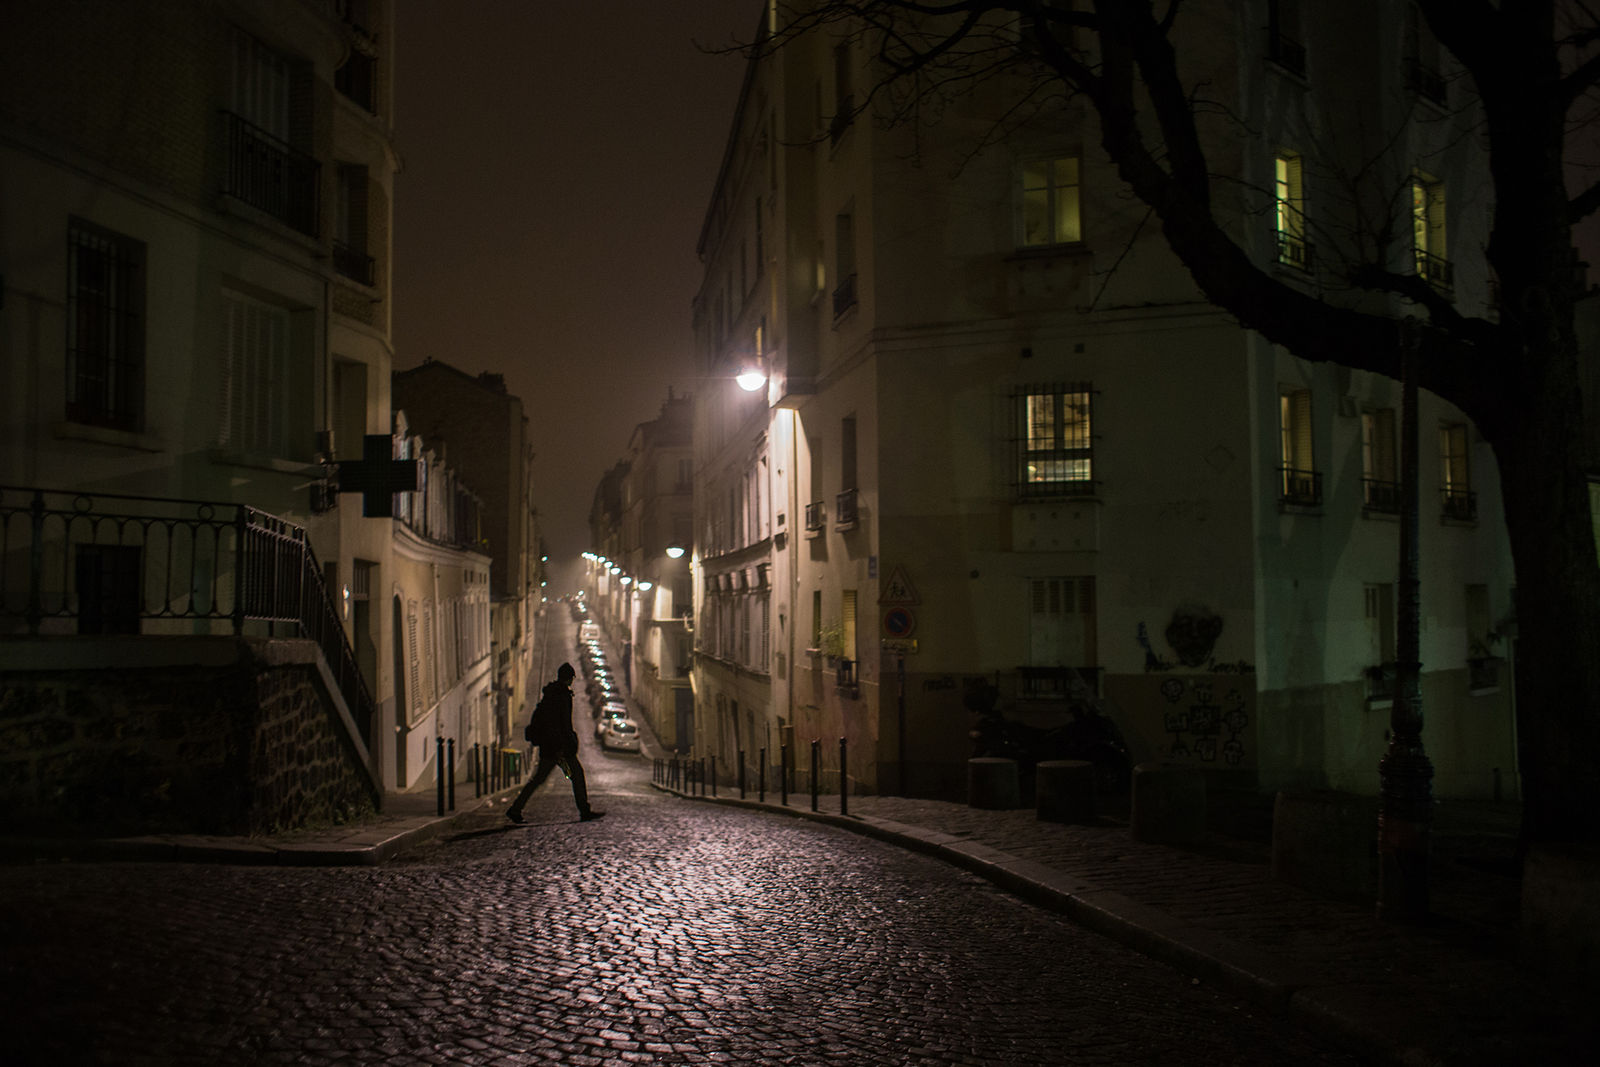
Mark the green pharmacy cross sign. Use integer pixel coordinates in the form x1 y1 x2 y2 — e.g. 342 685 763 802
336 434 422 517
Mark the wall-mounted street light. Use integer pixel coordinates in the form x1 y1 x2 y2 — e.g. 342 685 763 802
620 575 632 585
666 545 686 559
638 581 653 591
736 363 767 391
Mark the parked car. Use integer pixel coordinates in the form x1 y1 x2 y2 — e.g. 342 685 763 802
594 700 629 737
601 717 640 752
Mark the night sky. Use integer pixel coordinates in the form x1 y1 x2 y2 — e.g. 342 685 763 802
393 1 757 577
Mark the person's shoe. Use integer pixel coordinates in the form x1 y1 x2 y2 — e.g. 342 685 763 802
580 810 607 822
505 809 524 824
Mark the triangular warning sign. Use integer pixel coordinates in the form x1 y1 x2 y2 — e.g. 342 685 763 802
879 565 919 605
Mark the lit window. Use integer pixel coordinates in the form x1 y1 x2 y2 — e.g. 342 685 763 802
1278 388 1320 506
1440 422 1475 520
1019 385 1094 496
1412 174 1451 292
1022 157 1082 247
1274 153 1310 270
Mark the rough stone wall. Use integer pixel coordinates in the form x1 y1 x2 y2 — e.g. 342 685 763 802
0 640 375 836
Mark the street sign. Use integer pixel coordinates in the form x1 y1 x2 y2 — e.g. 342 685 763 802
881 638 919 655
880 565 920 605
883 606 916 638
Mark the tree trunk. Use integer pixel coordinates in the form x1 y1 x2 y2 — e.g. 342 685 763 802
1494 376 1600 847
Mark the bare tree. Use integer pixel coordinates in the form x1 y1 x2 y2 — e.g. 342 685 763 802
754 0 1600 847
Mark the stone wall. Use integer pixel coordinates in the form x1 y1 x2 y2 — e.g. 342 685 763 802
0 637 376 836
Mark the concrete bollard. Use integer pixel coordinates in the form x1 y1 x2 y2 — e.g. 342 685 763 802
1130 761 1206 844
968 757 1022 810
1036 759 1096 823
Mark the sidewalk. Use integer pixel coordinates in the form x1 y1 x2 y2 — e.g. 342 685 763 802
0 781 522 867
642 762 1590 1066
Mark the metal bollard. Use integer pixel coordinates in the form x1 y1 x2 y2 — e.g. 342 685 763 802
840 736 848 816
710 755 718 798
738 749 746 799
473 743 482 798
780 744 788 806
448 738 456 811
699 758 707 797
811 738 820 812
759 747 766 802
436 736 445 817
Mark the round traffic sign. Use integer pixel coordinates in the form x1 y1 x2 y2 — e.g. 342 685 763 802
883 607 916 638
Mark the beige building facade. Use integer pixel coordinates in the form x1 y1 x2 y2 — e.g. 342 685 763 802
1 0 492 807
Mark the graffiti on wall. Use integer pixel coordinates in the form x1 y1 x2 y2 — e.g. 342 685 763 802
1137 603 1254 675
1159 677 1250 765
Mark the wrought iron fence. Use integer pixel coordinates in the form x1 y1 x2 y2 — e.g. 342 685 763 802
0 486 373 747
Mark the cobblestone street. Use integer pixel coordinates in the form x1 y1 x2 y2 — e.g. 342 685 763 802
2 733 1362 1066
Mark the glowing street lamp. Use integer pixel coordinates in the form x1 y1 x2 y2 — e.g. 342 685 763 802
665 545 686 559
736 363 766 391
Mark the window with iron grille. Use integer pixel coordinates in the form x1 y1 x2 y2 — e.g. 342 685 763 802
66 219 145 431
1017 384 1094 498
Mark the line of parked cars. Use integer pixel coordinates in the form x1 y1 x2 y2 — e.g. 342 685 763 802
576 617 640 753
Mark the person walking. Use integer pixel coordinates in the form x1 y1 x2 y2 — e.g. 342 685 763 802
507 662 605 823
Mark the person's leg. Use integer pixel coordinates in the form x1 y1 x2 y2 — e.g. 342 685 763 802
507 752 558 820
558 753 592 815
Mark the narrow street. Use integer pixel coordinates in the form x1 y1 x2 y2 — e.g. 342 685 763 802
0 612 1362 1066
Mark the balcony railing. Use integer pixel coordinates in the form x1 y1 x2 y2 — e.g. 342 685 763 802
0 486 374 747
1278 467 1323 507
1441 486 1478 522
836 656 859 696
221 111 320 237
1414 248 1455 294
832 272 858 318
1363 478 1400 514
835 487 858 529
804 500 825 537
333 240 375 286
1276 232 1314 272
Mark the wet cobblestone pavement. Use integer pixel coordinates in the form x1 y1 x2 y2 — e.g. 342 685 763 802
2 774 1362 1065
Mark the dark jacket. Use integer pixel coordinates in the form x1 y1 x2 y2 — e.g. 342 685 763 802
528 679 576 752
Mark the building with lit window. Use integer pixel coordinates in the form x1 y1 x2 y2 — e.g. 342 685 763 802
688 0 1518 802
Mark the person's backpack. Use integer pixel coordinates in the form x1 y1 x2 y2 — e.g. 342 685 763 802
524 691 557 743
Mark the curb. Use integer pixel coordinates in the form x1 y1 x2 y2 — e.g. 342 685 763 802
650 780 1418 1067
0 789 521 868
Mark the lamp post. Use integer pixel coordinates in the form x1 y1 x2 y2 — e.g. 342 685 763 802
1378 317 1434 922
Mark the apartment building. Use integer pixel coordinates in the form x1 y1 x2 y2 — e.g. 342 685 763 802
689 0 1517 801
0 0 487 822
393 361 547 750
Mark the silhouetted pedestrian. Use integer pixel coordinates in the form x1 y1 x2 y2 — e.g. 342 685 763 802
507 662 605 823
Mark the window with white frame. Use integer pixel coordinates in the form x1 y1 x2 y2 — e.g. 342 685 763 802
1018 384 1094 497
1022 157 1082 247
217 289 293 456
